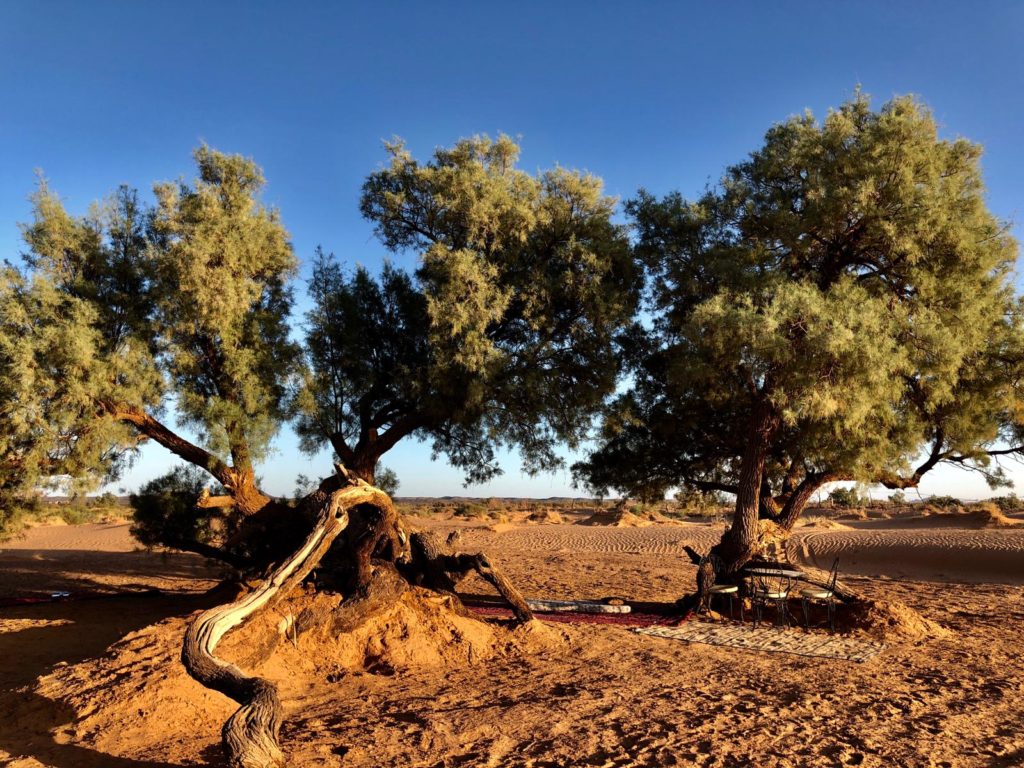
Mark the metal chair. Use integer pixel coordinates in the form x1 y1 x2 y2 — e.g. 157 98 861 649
800 558 839 633
697 553 743 621
747 568 795 628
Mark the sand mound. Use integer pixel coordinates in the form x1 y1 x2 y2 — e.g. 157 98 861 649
526 509 564 524
579 509 651 527
884 505 1022 529
845 598 950 642
836 508 869 521
224 588 558 674
29 588 559 763
799 517 853 530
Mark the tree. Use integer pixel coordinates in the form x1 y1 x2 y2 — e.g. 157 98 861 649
577 93 1023 587
296 135 639 485
1 136 638 765
290 135 639 595
827 486 865 509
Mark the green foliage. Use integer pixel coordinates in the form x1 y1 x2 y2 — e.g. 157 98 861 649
675 488 730 515
375 466 400 497
989 494 1021 512
130 465 224 550
453 501 488 518
888 491 906 505
292 473 320 501
297 135 640 483
0 499 30 542
827 486 866 509
149 147 300 464
2 147 299 521
579 92 1023 514
926 495 962 510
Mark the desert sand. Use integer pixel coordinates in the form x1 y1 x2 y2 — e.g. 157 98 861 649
1 511 1023 767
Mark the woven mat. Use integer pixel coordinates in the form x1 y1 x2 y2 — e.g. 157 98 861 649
635 621 884 662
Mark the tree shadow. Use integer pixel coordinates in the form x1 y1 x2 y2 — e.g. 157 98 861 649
0 592 218 767
0 548 222 598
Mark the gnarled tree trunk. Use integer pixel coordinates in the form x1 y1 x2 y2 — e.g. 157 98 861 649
182 474 393 768
182 468 534 767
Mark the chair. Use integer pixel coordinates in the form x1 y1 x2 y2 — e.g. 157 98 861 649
747 568 795 628
800 558 839 633
697 553 743 621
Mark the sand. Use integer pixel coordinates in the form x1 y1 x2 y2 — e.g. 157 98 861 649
2 515 1023 767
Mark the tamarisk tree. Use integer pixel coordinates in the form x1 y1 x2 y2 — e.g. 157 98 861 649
1 137 638 765
290 135 639 594
1 150 299 549
576 93 1024 584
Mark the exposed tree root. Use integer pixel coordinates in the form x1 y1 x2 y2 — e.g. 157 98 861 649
406 530 535 622
181 474 391 768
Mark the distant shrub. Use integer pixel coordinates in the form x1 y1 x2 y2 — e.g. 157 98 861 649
989 494 1021 512
58 504 105 525
376 467 400 497
87 491 120 509
453 502 487 518
888 491 906 506
828 487 866 508
927 495 961 510
674 489 729 516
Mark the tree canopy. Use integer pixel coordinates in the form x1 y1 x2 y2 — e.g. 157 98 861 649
295 135 640 484
576 92 1023 566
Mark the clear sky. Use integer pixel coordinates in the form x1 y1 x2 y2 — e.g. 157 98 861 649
2 1 1022 499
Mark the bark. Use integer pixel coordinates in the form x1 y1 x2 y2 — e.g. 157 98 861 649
182 474 393 768
715 399 781 574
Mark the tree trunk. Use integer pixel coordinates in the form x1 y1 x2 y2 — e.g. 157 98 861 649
182 474 392 768
714 399 780 574
407 531 534 622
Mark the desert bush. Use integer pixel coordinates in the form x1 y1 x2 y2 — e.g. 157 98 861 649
376 467 400 497
927 495 962 511
58 503 105 525
0 497 30 542
674 489 730 516
130 465 225 550
453 502 488 519
828 487 866 508
988 494 1021 512
87 491 120 509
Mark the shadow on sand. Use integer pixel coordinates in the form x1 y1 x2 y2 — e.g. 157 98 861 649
0 591 219 767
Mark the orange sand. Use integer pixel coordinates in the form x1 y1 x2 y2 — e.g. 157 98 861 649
2 515 1023 767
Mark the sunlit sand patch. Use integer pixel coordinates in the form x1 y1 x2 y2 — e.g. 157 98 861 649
0 617 73 634
637 622 885 662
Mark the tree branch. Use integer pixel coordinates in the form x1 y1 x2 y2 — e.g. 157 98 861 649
103 402 234 488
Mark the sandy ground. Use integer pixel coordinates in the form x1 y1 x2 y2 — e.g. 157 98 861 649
2 514 1023 767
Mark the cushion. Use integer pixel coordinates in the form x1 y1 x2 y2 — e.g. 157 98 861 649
801 588 833 599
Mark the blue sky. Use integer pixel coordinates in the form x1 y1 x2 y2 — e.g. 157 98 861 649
2 1 1022 499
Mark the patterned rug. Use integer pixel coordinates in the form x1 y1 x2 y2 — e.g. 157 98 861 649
635 621 884 662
